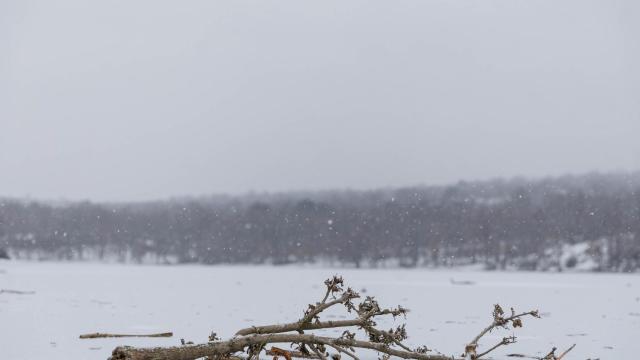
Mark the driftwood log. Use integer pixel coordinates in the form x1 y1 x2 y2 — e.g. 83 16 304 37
109 276 574 360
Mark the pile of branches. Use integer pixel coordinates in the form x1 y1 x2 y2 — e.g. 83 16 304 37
109 276 574 360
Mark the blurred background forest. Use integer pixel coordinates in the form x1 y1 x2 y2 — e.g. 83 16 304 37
2 172 639 272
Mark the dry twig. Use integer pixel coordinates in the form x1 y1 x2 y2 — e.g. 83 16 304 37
540 344 576 360
464 305 540 359
81 332 173 339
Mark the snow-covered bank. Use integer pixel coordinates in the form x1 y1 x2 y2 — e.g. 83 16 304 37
1 262 638 360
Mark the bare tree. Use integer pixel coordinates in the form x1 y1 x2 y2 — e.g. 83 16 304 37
5 172 640 271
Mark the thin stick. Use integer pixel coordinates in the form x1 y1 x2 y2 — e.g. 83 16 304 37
236 320 364 336
0 289 35 295
469 311 538 346
301 292 359 325
79 332 173 339
556 344 576 360
475 337 516 359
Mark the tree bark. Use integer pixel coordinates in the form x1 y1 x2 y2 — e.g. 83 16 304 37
110 334 457 360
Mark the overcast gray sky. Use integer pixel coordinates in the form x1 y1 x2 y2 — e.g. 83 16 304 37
1 0 639 201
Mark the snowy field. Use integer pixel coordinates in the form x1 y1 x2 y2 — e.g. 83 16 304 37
1 262 638 360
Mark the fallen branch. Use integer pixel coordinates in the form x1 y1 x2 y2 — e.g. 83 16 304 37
111 333 454 360
108 276 574 360
81 332 173 339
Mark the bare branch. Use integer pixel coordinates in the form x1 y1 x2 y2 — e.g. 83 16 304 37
465 305 540 359
236 320 364 336
108 276 572 360
556 344 576 360
301 291 360 325
475 336 516 359
110 333 457 360
469 306 539 347
80 332 173 339
541 344 576 360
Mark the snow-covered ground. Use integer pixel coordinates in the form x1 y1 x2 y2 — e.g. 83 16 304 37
1 262 638 360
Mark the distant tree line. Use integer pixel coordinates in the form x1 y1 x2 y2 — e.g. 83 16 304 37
1 172 639 272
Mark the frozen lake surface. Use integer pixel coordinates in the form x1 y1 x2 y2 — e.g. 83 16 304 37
1 262 638 360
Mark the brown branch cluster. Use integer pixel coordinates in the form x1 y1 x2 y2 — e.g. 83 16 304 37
108 275 575 360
